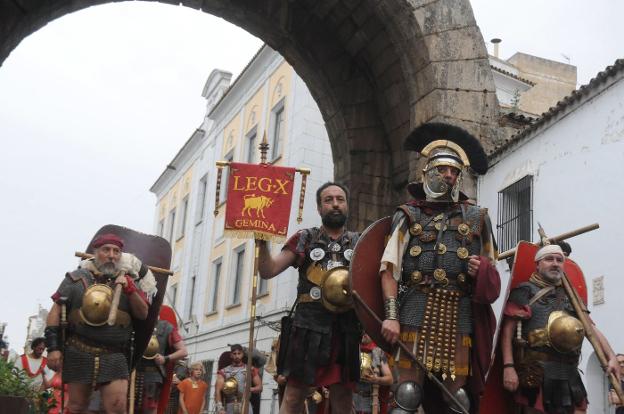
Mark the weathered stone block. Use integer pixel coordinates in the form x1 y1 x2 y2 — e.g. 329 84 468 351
423 25 488 61
412 0 475 36
371 46 400 78
434 59 495 92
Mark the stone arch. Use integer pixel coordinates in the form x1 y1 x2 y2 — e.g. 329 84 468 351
0 0 502 229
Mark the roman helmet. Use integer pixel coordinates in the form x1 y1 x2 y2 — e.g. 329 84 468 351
80 284 114 326
547 310 585 353
320 266 353 313
223 377 239 396
143 329 160 359
404 123 488 202
360 351 373 378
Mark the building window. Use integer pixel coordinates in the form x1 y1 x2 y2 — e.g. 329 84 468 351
209 260 222 312
246 129 257 163
177 197 188 240
195 174 208 225
167 209 176 242
258 276 268 296
270 101 285 161
158 219 165 237
186 275 196 321
497 175 533 252
230 248 245 305
220 151 234 203
169 283 178 308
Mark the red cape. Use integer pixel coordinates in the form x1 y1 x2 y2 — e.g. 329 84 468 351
469 258 501 412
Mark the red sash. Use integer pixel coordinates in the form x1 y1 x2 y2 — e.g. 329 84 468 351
20 354 47 378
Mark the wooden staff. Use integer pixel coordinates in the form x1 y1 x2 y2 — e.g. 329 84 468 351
107 284 123 326
498 223 599 260
536 225 624 403
352 291 469 414
371 382 380 414
128 368 136 414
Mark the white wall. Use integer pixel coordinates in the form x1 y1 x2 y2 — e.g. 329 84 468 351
479 74 624 413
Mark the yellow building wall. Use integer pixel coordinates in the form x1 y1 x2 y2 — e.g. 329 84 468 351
245 87 264 135
266 61 293 164
222 113 241 158
206 61 295 317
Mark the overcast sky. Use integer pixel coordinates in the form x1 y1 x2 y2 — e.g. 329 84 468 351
0 0 621 351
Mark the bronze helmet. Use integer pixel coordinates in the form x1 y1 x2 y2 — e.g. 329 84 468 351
79 284 113 326
143 333 160 359
311 390 323 404
360 352 373 378
223 377 239 396
320 266 353 313
547 310 585 353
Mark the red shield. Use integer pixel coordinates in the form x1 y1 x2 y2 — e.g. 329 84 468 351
349 216 393 353
157 305 178 414
479 241 587 413
86 225 172 368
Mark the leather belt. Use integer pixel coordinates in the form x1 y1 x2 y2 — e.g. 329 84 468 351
524 349 579 365
407 282 467 297
67 335 125 355
298 293 319 303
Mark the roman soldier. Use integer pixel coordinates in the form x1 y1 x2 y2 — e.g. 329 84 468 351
355 333 392 414
134 306 187 414
258 182 361 413
379 123 501 413
215 344 262 414
501 244 619 413
45 233 157 413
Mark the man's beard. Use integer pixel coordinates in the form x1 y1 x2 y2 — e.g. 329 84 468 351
96 260 119 276
540 268 563 283
322 210 347 229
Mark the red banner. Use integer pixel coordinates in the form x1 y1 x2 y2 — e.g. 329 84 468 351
224 162 296 240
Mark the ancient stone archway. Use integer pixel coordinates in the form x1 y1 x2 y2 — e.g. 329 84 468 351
0 0 502 229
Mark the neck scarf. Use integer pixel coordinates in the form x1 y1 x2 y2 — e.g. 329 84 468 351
529 271 562 288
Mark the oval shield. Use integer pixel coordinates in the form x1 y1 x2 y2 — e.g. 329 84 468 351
349 216 393 353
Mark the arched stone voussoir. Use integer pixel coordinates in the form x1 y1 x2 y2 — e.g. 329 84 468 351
0 0 504 226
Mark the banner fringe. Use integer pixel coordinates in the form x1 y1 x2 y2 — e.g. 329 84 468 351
224 229 286 243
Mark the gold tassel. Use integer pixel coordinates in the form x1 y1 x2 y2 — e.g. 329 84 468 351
296 169 310 224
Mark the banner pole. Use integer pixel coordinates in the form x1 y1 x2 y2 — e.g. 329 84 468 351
242 133 269 414
241 241 259 414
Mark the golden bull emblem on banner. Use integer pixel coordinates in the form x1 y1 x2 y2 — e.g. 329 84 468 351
241 194 274 218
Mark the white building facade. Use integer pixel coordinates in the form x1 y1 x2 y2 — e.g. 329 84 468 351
479 60 624 414
150 45 334 413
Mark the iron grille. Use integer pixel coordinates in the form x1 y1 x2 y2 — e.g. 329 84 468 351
497 175 533 252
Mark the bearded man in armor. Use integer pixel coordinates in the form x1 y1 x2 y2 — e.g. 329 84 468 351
45 233 156 414
135 310 188 414
501 244 619 414
379 123 501 414
258 182 361 414
215 344 262 414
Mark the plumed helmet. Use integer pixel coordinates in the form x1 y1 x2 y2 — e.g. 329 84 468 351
403 123 488 202
80 284 113 326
